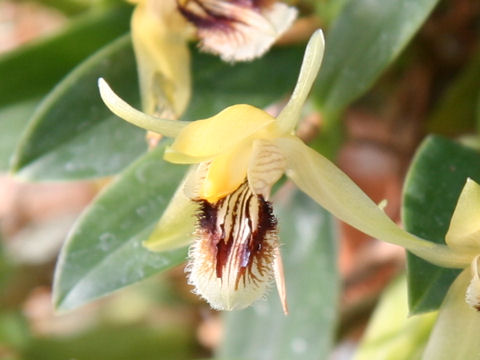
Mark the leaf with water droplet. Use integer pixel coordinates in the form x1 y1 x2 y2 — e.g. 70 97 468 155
11 35 146 180
11 37 303 180
53 143 188 311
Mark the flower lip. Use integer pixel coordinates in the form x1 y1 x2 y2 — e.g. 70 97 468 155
176 0 297 62
187 181 279 311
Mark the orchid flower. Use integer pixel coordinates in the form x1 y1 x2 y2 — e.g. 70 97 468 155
176 0 298 62
129 0 297 121
98 30 474 314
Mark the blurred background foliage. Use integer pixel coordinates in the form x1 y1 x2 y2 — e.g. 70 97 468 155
0 0 479 359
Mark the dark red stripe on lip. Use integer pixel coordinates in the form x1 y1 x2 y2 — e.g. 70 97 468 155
176 0 276 31
177 0 236 31
195 182 277 288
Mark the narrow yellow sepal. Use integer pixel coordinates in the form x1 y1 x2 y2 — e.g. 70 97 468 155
276 136 472 268
446 178 480 251
98 78 188 137
276 29 325 134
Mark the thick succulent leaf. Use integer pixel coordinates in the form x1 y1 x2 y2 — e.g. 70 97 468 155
315 0 439 118
0 99 40 170
0 4 132 107
402 135 480 314
217 189 339 360
422 269 480 360
11 35 146 180
53 144 188 311
354 275 436 360
12 39 302 180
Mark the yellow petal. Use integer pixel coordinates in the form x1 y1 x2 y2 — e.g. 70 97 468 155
143 170 198 252
276 136 472 268
247 139 286 199
98 78 188 137
276 29 325 134
131 0 191 117
200 140 253 203
422 269 480 360
446 178 480 250
165 104 275 162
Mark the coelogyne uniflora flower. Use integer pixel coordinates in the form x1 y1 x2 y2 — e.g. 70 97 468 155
99 30 472 313
99 30 326 313
129 0 297 120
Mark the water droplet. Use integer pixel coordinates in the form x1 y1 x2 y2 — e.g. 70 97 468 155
254 301 269 316
136 206 149 218
65 162 76 171
99 233 117 252
136 268 145 278
291 337 307 354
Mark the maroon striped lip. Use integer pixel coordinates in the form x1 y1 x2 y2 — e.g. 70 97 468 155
195 181 277 290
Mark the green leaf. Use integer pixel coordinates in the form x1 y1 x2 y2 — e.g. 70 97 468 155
0 311 30 349
11 35 146 180
315 0 439 118
184 44 302 120
53 143 188 311
0 4 132 173
0 99 40 170
12 39 303 180
0 4 131 107
217 190 339 360
23 324 195 360
427 49 480 135
402 135 480 314
302 0 351 26
32 0 119 15
28 0 93 16
354 275 436 360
